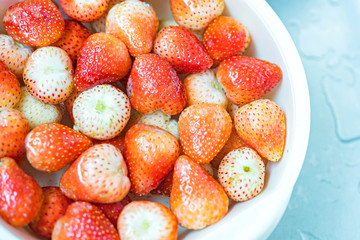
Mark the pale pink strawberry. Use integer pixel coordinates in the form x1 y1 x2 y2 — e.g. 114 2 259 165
72 84 131 140
23 46 74 104
153 26 213 74
0 60 20 108
52 20 92 63
234 99 286 161
90 0 125 33
218 147 265 201
15 87 64 130
106 0 158 57
52 202 120 240
0 108 29 161
59 0 110 22
118 201 177 240
169 0 224 31
60 144 130 203
0 34 34 78
184 69 228 109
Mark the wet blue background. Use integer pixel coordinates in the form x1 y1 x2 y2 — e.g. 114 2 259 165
266 0 360 239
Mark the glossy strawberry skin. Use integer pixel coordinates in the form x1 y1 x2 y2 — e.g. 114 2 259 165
217 56 282 106
0 108 29 161
178 103 232 164
25 123 93 172
52 202 120 240
154 26 213 74
0 157 43 227
0 60 20 108
234 99 286 161
94 195 131 227
30 187 73 239
52 20 92 63
203 16 251 66
124 124 180 196
74 33 132 91
127 53 187 115
59 0 110 22
3 0 65 47
170 155 228 229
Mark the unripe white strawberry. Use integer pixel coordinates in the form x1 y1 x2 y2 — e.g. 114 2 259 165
15 87 64 129
218 147 265 201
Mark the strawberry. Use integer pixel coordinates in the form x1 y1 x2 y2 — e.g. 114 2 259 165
227 101 240 120
127 53 187 115
60 143 130 203
158 19 204 41
0 108 29 161
52 20 92 63
170 155 228 229
64 90 80 123
59 0 110 22
15 87 64 130
203 16 251 66
218 147 265 201
23 46 74 104
0 60 20 108
169 0 224 31
124 123 180 196
94 195 131 227
178 103 232 164
0 34 33 78
90 0 125 33
118 201 177 240
217 56 282 105
234 99 286 161
30 186 72 239
154 26 213 74
106 0 158 57
25 123 93 172
0 157 43 227
72 84 131 140
3 0 65 47
74 33 131 91
52 201 120 240
183 69 228 109
93 135 125 154
211 126 249 169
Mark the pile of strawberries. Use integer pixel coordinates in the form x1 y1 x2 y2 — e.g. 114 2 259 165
0 0 286 239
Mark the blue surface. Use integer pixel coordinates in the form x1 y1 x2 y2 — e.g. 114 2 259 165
266 0 360 239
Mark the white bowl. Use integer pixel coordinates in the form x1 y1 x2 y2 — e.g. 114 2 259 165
0 0 310 239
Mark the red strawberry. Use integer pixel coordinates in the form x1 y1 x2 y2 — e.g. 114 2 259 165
0 60 20 108
211 126 250 169
0 108 29 161
23 46 74 104
94 195 131 227
74 33 131 91
25 123 93 172
3 0 65 47
234 99 286 161
127 53 187 115
93 135 125 154
0 34 34 78
183 69 228 109
30 186 72 239
124 123 180 196
118 201 177 240
218 147 265 201
170 155 228 229
106 0 158 57
52 202 120 240
217 56 282 105
60 144 130 203
203 16 251 66
52 20 92 63
0 157 43 227
59 0 110 22
154 26 213 74
169 0 224 31
72 84 131 140
178 103 232 164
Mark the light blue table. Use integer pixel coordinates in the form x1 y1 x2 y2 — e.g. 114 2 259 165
266 0 360 239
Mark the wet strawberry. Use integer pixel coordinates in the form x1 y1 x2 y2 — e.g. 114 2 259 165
59 0 110 22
